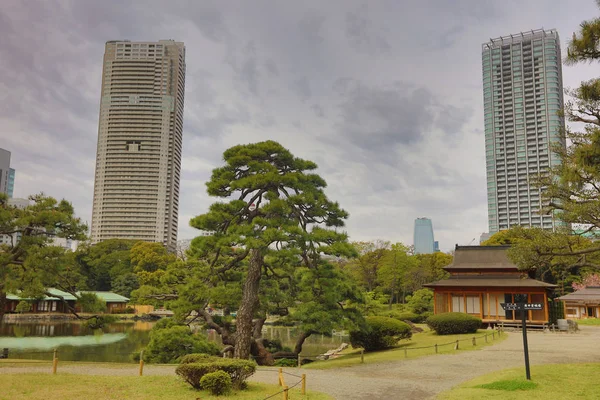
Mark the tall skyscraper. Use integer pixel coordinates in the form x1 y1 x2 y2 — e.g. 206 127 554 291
414 217 435 254
0 148 12 197
482 29 566 234
8 168 15 198
91 40 186 252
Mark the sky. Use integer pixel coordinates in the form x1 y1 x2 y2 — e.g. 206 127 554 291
1 1 599 252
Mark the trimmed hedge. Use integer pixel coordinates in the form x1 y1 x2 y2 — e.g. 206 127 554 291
350 316 412 351
179 353 219 364
175 358 257 390
200 370 232 395
426 312 482 335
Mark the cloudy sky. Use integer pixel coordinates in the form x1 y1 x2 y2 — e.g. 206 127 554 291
1 1 598 251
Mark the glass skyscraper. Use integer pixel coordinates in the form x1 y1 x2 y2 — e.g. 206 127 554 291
482 29 566 233
414 217 435 254
8 168 15 198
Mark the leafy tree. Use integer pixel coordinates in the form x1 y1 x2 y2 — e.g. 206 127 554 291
377 243 417 307
0 193 87 322
345 240 391 291
75 239 137 291
181 141 355 360
77 292 106 313
111 273 140 298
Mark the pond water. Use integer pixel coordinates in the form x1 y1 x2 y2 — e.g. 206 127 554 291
0 321 349 363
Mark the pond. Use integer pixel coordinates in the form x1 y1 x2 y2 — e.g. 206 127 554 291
0 321 349 363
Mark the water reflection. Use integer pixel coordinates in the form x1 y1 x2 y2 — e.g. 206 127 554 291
0 321 348 362
0 321 153 363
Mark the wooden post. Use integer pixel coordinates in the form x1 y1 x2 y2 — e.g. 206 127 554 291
404 348 407 358
283 385 289 400
52 349 58 375
434 344 438 354
278 368 283 386
139 350 144 376
301 374 306 395
360 349 364 363
472 337 476 346
487 293 491 319
455 340 459 350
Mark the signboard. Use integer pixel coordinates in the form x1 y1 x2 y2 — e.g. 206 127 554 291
500 303 543 311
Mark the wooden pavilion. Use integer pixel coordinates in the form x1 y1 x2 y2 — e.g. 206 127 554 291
424 245 556 325
559 286 600 319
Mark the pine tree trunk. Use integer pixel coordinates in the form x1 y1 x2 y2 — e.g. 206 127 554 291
293 331 312 355
234 249 263 359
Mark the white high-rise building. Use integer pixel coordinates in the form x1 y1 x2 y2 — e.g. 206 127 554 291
90 40 186 252
482 29 566 233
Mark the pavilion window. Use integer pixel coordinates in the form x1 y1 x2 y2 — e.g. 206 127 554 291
466 295 480 315
452 295 465 312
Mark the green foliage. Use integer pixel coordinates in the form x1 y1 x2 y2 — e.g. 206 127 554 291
378 310 421 322
426 312 481 335
349 316 412 351
273 358 297 367
406 288 434 314
144 325 220 363
180 353 219 364
0 193 88 321
15 301 31 313
175 358 257 390
199 370 232 395
111 273 139 298
82 315 118 329
548 300 565 325
75 239 137 292
77 292 106 313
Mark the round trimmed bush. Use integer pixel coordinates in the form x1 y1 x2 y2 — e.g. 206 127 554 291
176 358 257 390
350 316 412 351
200 370 232 395
426 312 482 335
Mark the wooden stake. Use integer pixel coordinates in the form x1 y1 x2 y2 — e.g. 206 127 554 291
301 374 306 395
455 340 459 350
472 337 476 346
404 348 407 358
283 385 289 400
434 344 438 354
139 350 144 376
52 349 58 375
278 367 283 386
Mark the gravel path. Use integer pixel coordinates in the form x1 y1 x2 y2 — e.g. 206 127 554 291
3 326 600 399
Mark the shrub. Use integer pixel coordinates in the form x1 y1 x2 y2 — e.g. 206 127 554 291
176 358 257 390
406 288 434 314
426 312 482 335
350 316 412 351
200 370 232 395
274 358 297 367
78 293 106 313
180 353 220 364
379 310 421 322
144 325 220 363
15 301 31 313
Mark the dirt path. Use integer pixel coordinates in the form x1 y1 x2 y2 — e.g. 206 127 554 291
3 326 600 399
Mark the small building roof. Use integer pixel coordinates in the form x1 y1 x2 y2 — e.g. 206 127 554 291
424 275 557 288
83 291 129 303
6 288 78 301
445 245 518 271
558 286 600 304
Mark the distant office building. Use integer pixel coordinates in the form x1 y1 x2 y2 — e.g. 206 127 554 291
482 29 566 233
434 241 440 252
0 148 11 196
479 232 491 244
0 198 30 246
90 40 186 252
8 168 15 198
414 217 435 254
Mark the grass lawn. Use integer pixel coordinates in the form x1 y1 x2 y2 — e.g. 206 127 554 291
303 328 506 369
0 373 332 400
437 363 600 399
576 318 600 326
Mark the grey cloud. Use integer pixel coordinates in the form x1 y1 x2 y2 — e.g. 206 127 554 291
311 104 325 118
264 59 279 77
298 13 326 45
292 76 312 101
345 5 390 55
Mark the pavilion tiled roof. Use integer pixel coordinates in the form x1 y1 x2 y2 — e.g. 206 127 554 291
424 275 557 288
558 286 600 303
